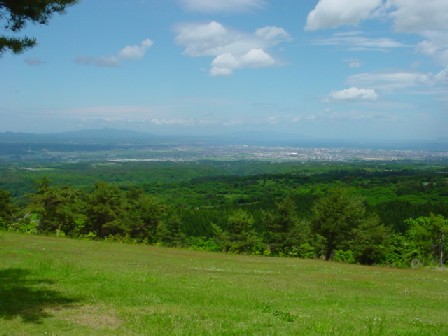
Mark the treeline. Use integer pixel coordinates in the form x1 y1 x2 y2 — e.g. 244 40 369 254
1 178 447 267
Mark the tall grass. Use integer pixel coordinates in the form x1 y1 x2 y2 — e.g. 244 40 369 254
1 232 448 335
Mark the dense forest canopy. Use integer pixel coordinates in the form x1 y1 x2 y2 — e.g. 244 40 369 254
1 160 447 266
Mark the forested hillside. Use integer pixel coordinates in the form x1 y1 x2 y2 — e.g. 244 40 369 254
1 161 447 266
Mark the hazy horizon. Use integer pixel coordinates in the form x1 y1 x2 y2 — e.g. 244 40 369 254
1 127 447 152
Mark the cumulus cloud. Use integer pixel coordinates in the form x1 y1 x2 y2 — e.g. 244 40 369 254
180 0 266 13
305 0 383 31
75 38 153 67
241 48 275 67
387 0 448 65
210 49 275 76
118 39 153 59
175 21 290 75
306 0 448 65
327 87 378 102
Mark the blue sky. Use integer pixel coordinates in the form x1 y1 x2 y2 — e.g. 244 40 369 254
1 0 447 141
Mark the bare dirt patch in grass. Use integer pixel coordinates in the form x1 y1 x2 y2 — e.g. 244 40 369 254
47 304 121 330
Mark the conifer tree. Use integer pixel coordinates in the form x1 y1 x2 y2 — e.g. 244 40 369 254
1 0 78 54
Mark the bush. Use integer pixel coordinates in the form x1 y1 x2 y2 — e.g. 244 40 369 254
186 236 221 252
334 250 356 264
384 234 421 267
7 214 38 234
298 243 316 259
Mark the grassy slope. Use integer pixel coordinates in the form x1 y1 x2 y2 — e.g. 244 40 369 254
1 232 448 335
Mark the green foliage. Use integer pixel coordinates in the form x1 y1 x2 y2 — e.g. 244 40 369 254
312 187 367 261
82 183 171 242
19 180 170 245
285 220 313 257
157 214 185 247
349 216 390 265
384 234 420 267
29 179 83 234
185 236 221 252
7 213 39 234
0 189 16 227
406 214 448 265
84 182 123 237
1 160 447 266
121 188 167 242
263 198 300 254
222 209 264 254
296 242 316 258
374 200 448 233
0 0 78 54
334 250 356 264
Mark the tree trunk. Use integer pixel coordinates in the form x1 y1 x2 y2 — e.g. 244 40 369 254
325 238 335 261
324 247 332 261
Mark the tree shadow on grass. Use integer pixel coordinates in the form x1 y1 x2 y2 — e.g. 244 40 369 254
0 268 78 323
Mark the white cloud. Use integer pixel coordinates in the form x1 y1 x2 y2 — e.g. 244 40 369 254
347 59 362 68
180 0 266 13
416 31 448 66
386 0 448 33
240 48 275 67
211 53 239 76
318 110 394 122
118 39 153 59
175 21 231 57
349 72 431 91
417 40 439 57
327 87 378 101
314 31 406 50
175 21 290 76
210 48 275 76
306 0 448 65
386 0 448 65
148 118 195 126
348 69 448 92
434 67 448 84
75 39 153 67
305 0 383 31
255 26 290 41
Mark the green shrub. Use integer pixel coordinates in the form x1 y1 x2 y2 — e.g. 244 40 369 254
7 214 38 234
334 250 356 264
186 236 221 252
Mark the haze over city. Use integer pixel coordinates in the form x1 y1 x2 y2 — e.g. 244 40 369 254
1 0 447 142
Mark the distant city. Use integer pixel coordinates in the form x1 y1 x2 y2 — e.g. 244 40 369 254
1 143 448 164
0 129 447 163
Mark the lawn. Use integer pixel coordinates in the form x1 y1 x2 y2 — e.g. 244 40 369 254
1 232 448 335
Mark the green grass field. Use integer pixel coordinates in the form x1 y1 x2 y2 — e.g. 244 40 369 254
1 232 448 335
